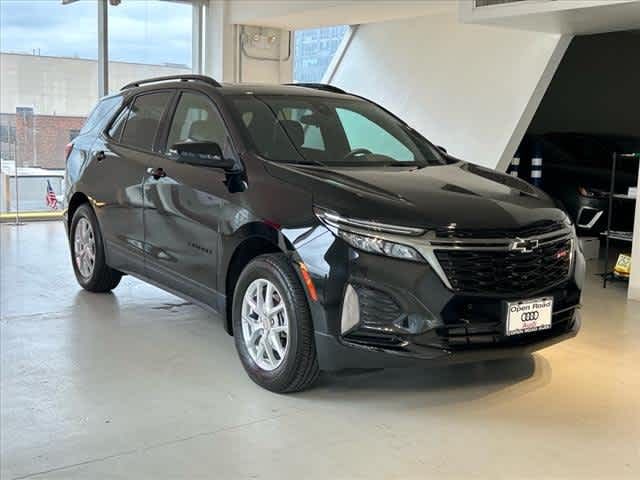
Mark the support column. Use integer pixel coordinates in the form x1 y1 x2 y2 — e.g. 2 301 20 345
205 0 236 82
192 1 204 74
97 0 109 97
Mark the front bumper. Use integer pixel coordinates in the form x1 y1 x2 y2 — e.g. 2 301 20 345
316 312 580 371
294 229 584 372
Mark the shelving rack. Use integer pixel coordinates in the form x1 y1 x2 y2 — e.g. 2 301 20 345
601 151 639 288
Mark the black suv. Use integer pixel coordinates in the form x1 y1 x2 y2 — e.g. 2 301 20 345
64 75 584 392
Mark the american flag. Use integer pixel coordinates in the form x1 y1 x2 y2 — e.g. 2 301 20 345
46 180 58 209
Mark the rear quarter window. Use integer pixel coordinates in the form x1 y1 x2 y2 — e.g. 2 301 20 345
80 95 123 135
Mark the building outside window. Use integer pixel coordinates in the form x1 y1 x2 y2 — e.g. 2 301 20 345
293 25 349 83
108 0 192 94
0 0 193 219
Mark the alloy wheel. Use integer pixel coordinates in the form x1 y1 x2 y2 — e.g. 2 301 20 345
74 217 96 278
241 278 290 371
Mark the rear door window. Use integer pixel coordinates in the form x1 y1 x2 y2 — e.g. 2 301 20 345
119 92 172 151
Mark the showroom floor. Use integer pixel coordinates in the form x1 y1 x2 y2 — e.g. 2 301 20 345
1 221 639 479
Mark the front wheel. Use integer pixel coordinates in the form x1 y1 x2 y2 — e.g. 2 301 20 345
232 254 319 393
70 203 122 292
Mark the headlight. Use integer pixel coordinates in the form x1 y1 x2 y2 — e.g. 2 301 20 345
314 207 425 262
337 230 424 262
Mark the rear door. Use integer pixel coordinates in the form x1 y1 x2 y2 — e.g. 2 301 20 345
87 90 174 274
143 90 232 308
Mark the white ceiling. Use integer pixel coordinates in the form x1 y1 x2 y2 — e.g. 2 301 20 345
228 0 455 30
228 0 640 36
466 0 640 35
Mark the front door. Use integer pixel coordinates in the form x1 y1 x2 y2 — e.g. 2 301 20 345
143 90 232 309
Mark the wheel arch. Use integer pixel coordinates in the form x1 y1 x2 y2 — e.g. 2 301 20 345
221 219 303 336
66 192 91 236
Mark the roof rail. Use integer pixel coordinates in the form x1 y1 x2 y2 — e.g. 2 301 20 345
121 74 222 91
284 83 348 95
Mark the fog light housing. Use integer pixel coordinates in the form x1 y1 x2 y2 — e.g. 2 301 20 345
340 284 360 334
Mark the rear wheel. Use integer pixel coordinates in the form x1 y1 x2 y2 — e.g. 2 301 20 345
233 254 319 393
70 203 122 292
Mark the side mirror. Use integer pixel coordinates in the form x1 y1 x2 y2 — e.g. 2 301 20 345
170 141 235 170
437 145 447 154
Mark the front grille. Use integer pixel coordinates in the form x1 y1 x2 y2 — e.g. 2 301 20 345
435 238 572 295
435 220 564 239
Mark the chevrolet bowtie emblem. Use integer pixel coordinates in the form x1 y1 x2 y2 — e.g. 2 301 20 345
510 238 539 253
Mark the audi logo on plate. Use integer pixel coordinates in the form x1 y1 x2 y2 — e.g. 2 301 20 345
521 311 539 322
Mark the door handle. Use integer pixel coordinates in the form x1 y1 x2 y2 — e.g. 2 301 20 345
96 151 106 162
146 167 167 180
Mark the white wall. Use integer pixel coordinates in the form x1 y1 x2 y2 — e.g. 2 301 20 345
237 26 292 84
331 11 568 170
205 2 292 85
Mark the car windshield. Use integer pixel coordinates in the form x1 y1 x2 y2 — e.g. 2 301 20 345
227 94 446 167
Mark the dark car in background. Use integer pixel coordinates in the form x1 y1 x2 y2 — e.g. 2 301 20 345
520 133 639 235
63 75 584 392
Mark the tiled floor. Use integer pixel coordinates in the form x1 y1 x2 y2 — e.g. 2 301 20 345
2 222 639 479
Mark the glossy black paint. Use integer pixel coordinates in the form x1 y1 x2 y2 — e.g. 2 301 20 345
64 80 583 371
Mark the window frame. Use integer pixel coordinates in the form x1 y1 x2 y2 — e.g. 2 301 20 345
157 88 237 158
162 90 229 154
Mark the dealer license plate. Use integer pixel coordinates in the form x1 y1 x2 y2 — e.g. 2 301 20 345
505 297 553 336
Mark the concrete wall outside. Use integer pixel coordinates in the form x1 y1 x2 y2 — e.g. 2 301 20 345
0 53 189 117
330 11 567 170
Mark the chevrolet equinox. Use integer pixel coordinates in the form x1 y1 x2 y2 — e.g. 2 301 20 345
64 75 584 392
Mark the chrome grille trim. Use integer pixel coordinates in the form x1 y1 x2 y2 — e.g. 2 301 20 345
359 228 574 292
427 227 573 250
399 228 574 292
314 208 425 236
313 207 575 293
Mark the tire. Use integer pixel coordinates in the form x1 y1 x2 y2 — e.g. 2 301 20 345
70 203 122 293
233 253 319 393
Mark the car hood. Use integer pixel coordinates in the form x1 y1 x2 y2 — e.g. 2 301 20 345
265 161 567 231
